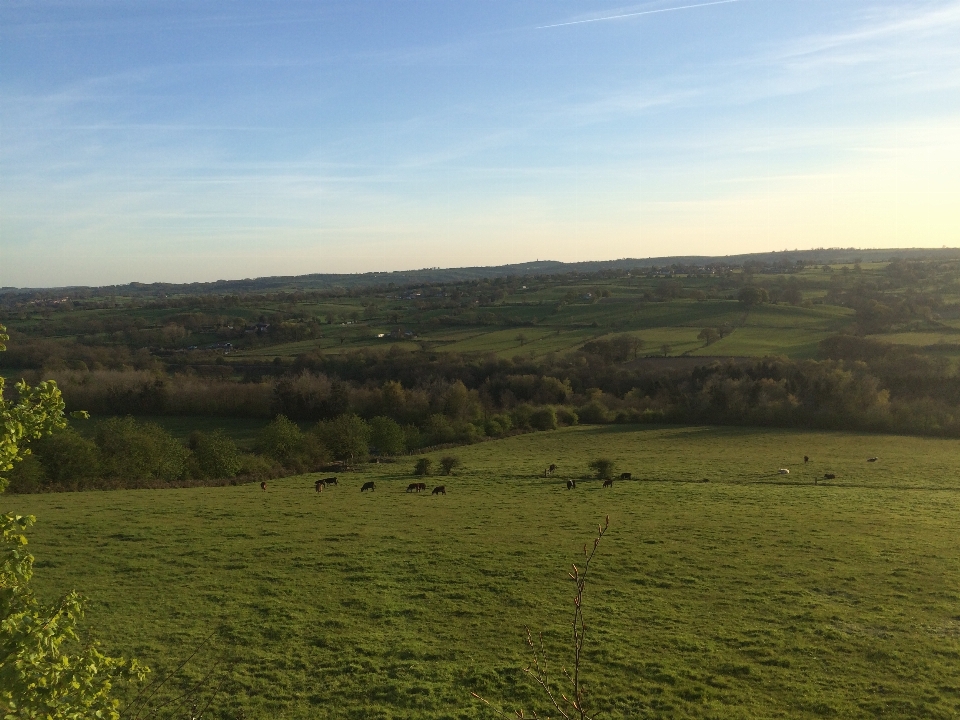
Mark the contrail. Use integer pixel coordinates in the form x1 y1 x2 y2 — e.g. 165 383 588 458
538 0 747 29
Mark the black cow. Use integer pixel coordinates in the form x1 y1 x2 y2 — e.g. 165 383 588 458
361 481 376 492
804 455 809 463
260 481 267 491
620 472 631 480
432 485 446 495
323 477 338 486
566 479 576 490
602 479 614 488
823 473 836 480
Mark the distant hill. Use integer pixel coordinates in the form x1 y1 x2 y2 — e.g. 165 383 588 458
4 247 960 297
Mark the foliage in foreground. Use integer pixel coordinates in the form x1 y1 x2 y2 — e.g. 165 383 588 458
2 323 146 718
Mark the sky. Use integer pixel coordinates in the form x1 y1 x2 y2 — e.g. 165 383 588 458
1 0 959 287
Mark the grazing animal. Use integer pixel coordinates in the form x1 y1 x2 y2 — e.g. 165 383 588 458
566 479 576 490
823 473 836 480
406 483 419 492
804 455 809 463
778 468 790 475
314 479 324 492
602 479 614 488
323 477 338 486
544 463 558 477
620 472 632 480
260 481 267 491
432 485 446 495
361 481 376 492
701 478 710 483
867 457 878 462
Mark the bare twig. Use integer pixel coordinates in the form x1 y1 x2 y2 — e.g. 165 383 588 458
473 516 609 720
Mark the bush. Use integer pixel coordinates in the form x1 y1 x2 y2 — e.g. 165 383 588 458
32 428 100 489
414 457 432 476
369 416 406 456
189 430 242 479
5 454 44 493
237 452 283 482
510 404 534 429
588 458 615 480
485 413 512 437
556 406 579 426
529 406 558 431
577 401 610 424
95 417 189 483
258 415 304 464
440 456 461 475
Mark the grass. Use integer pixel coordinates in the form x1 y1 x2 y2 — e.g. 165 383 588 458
7 424 960 719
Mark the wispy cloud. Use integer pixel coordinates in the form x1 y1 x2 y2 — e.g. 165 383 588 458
537 0 750 29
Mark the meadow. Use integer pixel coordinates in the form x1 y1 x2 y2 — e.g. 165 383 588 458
9 425 960 719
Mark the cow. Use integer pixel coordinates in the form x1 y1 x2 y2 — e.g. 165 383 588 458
544 463 558 477
323 477 338 486
778 468 790 475
804 455 809 463
314 479 325 492
406 482 426 493
823 473 836 480
867 457 878 462
620 472 632 480
432 485 446 495
701 478 710 483
566 479 576 490
260 481 267 491
602 479 614 488
361 481 376 492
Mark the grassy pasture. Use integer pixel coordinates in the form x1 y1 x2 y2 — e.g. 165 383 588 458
8 425 960 719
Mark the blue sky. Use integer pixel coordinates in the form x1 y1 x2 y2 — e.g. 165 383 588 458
2 0 958 287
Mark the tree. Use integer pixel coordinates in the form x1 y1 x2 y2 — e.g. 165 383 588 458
588 458 615 480
315 414 370 464
414 457 432 476
440 456 461 475
737 286 769 306
1 325 146 718
258 414 304 464
516 333 528 347
369 416 406 456
698 328 720 347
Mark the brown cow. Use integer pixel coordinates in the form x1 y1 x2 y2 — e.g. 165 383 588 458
361 481 376 492
432 485 446 495
406 483 419 492
314 479 325 492
602 479 614 488
260 481 267 491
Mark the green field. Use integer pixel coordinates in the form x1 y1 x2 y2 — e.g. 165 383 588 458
8 425 960 719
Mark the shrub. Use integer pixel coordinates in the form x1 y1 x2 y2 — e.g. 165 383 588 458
577 401 610 424
32 428 100 489
95 417 189 483
510 404 534 429
414 457 432 476
440 456 461 475
485 413 512 437
588 458 615 480
258 415 304 464
237 452 282 482
190 430 242 479
529 406 558 431
556 406 579 426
